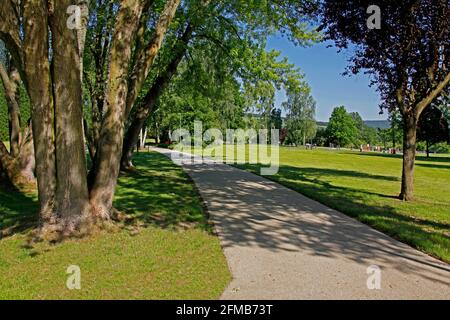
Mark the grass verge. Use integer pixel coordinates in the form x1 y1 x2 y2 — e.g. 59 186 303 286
0 151 231 299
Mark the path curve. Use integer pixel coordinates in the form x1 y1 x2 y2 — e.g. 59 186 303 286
153 147 450 300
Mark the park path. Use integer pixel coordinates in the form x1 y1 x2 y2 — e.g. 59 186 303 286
152 147 450 299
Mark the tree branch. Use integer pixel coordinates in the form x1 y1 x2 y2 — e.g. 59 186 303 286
125 0 181 117
0 0 23 77
416 72 450 117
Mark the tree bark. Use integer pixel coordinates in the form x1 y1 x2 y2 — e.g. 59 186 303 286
49 0 91 226
120 66 176 169
22 0 57 223
0 63 21 157
399 113 417 201
120 23 193 169
125 0 181 118
89 0 146 218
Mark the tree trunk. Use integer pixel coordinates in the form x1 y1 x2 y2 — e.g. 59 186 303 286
0 63 21 157
426 140 430 158
16 123 35 183
49 0 91 227
120 23 193 170
22 0 57 223
0 62 35 187
141 127 148 148
89 0 145 218
124 0 181 118
121 110 149 169
399 113 417 201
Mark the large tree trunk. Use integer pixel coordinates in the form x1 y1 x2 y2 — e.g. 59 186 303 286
22 0 57 224
89 0 146 218
399 113 417 201
49 0 91 228
0 125 35 188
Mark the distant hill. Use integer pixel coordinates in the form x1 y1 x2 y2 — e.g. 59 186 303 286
317 120 390 130
364 120 391 129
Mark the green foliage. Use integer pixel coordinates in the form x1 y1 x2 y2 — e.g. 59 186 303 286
129 0 319 138
350 112 379 146
377 111 403 150
313 127 327 146
269 108 283 130
0 84 31 142
325 106 358 147
282 88 317 145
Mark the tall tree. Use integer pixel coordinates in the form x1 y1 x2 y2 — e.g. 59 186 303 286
120 0 320 169
0 0 179 233
325 106 358 147
321 0 450 200
282 88 317 146
89 0 181 218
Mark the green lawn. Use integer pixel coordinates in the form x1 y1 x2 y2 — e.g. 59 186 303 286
0 151 231 299
232 147 450 263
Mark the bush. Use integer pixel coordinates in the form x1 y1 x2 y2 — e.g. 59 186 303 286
431 142 450 154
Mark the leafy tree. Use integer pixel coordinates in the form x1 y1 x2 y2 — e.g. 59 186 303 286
282 88 317 146
350 111 379 146
417 106 449 157
269 109 283 130
120 0 320 168
0 0 180 232
325 106 358 147
377 128 390 150
387 111 403 150
313 127 327 146
321 0 450 201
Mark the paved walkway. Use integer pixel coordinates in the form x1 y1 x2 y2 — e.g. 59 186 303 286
153 147 450 299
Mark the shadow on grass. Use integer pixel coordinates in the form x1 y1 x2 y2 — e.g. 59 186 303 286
114 152 211 232
276 166 400 182
232 163 450 264
415 162 450 170
0 183 37 238
351 151 450 163
0 152 211 239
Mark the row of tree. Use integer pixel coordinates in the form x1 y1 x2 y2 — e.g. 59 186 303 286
0 1 448 236
316 102 449 156
0 0 318 234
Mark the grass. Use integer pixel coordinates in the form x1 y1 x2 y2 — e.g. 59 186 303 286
0 151 231 299
229 147 449 263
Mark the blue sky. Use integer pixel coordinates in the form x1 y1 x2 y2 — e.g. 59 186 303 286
267 36 387 122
